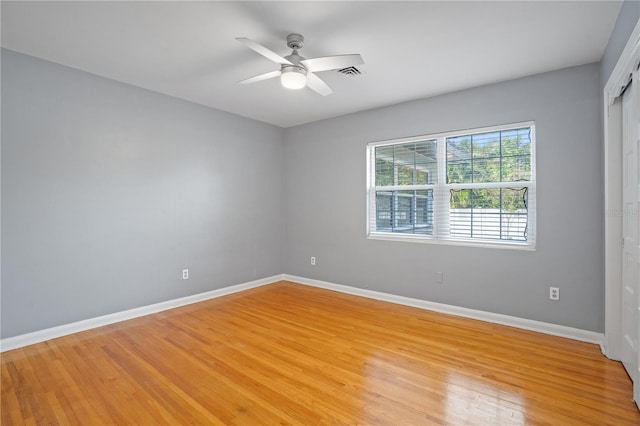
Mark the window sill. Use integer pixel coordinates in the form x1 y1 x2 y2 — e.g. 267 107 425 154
367 232 536 251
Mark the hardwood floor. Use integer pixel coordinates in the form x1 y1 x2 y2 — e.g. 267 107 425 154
2 281 638 425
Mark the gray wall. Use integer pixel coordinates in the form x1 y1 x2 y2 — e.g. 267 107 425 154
283 63 603 332
601 0 640 87
1 49 284 338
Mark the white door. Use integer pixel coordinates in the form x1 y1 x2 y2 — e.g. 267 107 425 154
621 73 640 405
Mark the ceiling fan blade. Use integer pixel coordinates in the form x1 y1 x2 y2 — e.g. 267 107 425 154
236 37 293 65
301 54 363 72
306 73 333 96
239 70 282 85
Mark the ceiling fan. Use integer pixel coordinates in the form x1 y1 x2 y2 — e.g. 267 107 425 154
236 33 363 96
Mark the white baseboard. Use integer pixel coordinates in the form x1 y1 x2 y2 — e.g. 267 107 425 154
0 274 285 352
1 273 604 352
284 274 605 346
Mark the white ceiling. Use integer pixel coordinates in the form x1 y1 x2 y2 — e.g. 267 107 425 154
1 1 622 128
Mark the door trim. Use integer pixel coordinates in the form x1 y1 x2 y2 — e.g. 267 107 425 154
604 18 640 362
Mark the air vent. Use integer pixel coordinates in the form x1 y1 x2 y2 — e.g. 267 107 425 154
336 66 362 77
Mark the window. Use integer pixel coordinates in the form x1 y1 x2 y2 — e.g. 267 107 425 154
366 122 536 248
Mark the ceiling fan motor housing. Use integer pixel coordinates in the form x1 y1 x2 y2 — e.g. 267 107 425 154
281 64 307 76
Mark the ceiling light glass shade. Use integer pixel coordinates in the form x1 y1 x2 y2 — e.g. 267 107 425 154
281 67 307 90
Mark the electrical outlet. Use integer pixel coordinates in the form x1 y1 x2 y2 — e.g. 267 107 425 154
549 287 559 301
310 257 316 266
182 269 189 280
436 272 444 284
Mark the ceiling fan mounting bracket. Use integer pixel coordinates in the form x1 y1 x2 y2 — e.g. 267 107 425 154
286 33 304 50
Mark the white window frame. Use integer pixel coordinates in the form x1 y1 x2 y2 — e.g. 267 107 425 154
366 121 536 250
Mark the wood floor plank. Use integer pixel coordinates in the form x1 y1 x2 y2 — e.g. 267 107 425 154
2 281 639 425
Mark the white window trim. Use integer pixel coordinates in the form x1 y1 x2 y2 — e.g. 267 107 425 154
366 121 536 249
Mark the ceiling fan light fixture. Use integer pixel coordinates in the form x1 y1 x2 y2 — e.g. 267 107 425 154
281 66 307 90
